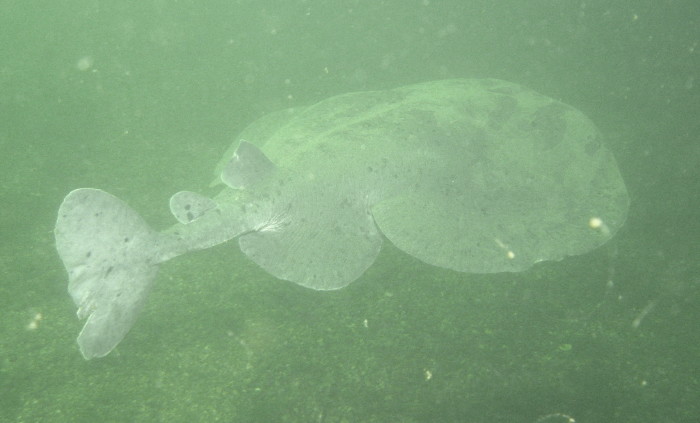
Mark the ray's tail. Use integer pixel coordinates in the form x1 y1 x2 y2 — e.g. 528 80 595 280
55 188 170 359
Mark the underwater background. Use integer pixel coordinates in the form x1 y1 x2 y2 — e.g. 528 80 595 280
1 1 698 422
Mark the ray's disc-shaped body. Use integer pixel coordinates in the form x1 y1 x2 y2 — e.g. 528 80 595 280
225 78 629 283
55 78 629 358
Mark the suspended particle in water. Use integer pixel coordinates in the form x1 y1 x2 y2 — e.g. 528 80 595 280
589 216 611 237
534 413 575 423
76 56 94 72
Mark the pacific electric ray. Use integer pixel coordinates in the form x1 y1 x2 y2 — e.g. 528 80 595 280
55 79 629 359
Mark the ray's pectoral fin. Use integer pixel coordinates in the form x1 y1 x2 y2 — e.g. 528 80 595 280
55 188 166 359
223 140 384 291
239 186 384 291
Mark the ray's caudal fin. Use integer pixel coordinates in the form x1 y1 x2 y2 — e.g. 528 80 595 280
55 188 173 359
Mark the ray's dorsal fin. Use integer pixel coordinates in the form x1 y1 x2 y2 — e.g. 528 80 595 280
221 140 276 189
169 191 217 224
